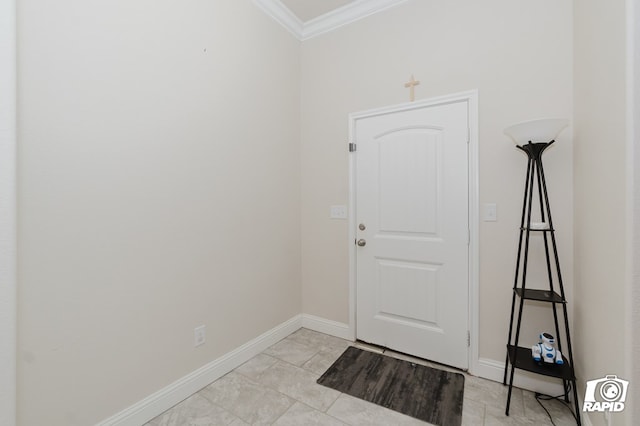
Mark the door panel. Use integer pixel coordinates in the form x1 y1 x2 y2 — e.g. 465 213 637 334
376 259 439 325
378 129 440 235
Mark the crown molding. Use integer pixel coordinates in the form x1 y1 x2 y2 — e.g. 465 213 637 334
301 0 410 40
253 0 304 39
253 0 410 41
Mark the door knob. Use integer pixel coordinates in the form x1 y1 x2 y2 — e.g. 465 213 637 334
357 239 367 247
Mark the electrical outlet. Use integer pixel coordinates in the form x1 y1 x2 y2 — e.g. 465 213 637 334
194 325 206 347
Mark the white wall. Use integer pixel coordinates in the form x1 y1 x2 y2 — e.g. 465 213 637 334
301 0 574 367
573 0 632 425
633 0 640 421
0 0 16 424
627 0 640 422
17 1 301 425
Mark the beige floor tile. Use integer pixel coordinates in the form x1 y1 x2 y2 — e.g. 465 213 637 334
235 353 279 381
484 404 539 426
263 337 320 366
146 393 238 426
287 329 351 352
521 390 580 426
199 371 294 425
465 375 525 417
253 360 341 411
461 397 485 426
272 402 347 426
302 346 347 376
326 394 433 426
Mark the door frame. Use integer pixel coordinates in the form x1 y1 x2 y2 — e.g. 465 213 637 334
347 90 479 374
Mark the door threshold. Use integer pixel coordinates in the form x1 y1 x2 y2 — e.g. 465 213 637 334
353 340 467 373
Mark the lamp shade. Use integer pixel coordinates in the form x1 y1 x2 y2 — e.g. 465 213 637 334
504 118 569 144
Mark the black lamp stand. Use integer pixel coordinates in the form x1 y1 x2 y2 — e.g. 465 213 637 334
503 141 581 425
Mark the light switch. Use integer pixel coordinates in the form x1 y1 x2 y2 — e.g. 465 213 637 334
484 203 497 222
330 205 348 219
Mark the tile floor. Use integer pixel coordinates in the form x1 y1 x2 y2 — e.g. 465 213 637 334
145 329 578 426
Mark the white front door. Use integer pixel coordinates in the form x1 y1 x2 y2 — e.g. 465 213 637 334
354 99 470 369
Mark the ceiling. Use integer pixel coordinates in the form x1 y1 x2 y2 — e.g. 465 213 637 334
279 0 356 22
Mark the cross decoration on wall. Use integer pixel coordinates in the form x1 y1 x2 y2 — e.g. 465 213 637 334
404 75 420 102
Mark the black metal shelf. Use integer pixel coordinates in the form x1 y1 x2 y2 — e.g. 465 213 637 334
507 345 575 380
504 141 580 425
514 288 565 303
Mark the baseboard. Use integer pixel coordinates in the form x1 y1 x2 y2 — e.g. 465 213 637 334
97 315 303 426
300 314 352 341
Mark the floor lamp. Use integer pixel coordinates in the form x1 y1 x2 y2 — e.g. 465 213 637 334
502 118 581 425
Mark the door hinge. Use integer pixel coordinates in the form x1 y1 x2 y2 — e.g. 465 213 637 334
349 142 357 152
467 127 470 144
467 331 471 347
